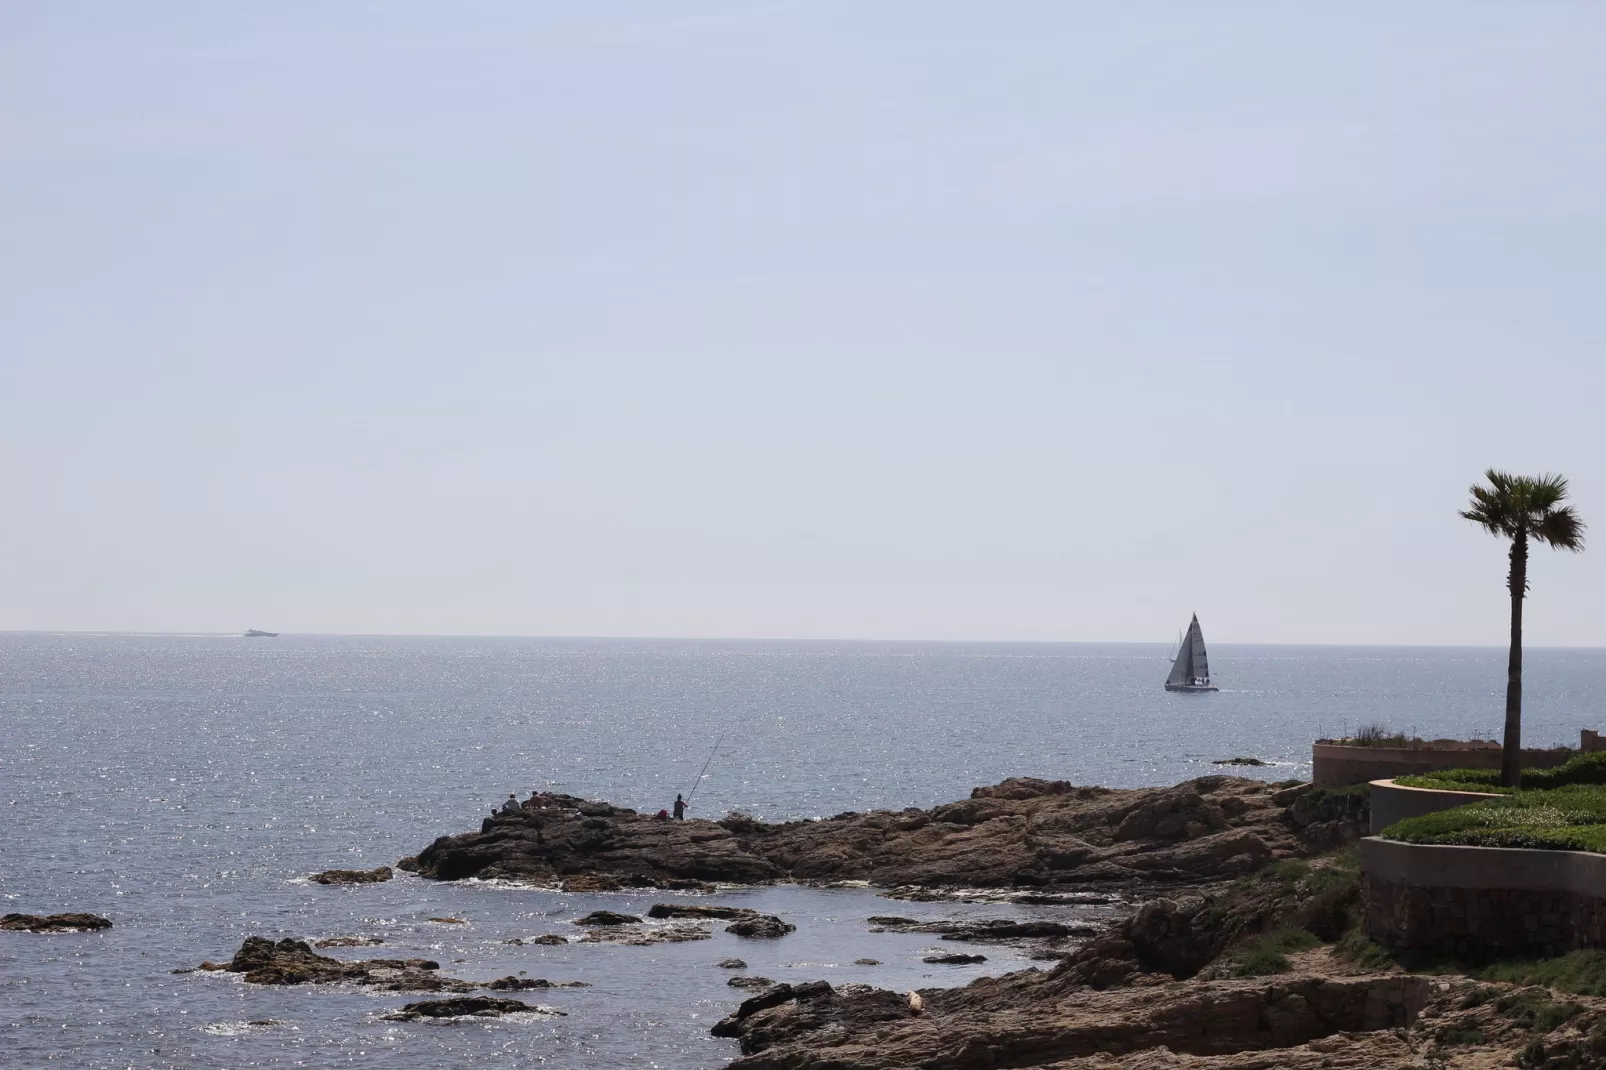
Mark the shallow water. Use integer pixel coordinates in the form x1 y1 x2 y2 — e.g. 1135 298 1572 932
3 635 1603 1067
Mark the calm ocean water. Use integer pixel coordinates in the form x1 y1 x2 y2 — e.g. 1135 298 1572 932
3 634 1604 1068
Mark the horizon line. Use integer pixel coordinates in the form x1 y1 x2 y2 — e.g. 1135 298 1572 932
2 629 1604 651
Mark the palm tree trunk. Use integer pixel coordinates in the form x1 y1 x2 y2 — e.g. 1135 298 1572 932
1501 529 1529 788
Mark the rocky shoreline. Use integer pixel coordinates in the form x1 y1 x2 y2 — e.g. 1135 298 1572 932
387 772 1606 1066
704 859 1606 1069
401 775 1365 892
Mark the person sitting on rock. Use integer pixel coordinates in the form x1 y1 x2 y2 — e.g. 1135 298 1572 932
673 794 687 820
500 794 521 814
523 791 542 809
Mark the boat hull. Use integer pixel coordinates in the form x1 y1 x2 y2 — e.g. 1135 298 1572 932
1164 683 1218 693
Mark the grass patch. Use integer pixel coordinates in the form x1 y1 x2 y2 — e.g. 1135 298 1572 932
1435 1026 1487 1046
1267 859 1311 881
1381 784 1606 853
1334 926 1397 971
1228 927 1321 976
1478 951 1606 997
1493 989 1584 1032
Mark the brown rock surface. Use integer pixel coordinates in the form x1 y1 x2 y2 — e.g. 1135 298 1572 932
713 971 1438 1068
726 914 796 938
1 912 112 932
407 778 1366 890
380 996 565 1021
481 975 590 990
212 936 473 992
309 866 392 885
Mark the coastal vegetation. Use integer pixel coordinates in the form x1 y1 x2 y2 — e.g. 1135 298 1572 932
1382 786 1606 852
1460 470 1586 787
1345 722 1423 747
1397 750 1606 795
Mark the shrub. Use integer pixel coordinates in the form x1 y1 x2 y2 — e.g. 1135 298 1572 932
1334 926 1395 971
1229 927 1320 976
1347 724 1419 748
1493 989 1583 1032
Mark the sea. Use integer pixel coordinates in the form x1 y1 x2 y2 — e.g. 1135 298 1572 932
3 634 1604 1069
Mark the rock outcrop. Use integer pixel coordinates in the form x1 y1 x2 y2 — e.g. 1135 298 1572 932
405 777 1366 891
1 912 112 932
726 914 796 939
648 903 754 920
573 910 641 926
711 972 1438 1069
309 866 392 885
209 937 472 992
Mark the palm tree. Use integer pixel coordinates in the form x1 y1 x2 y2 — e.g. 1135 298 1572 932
1460 470 1585 787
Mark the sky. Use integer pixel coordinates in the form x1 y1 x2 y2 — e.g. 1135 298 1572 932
2 2 1604 644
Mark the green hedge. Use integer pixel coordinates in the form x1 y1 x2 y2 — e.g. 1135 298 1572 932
1382 784 1606 853
1395 751 1606 795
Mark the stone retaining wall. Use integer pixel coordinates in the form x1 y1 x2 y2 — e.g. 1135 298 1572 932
1368 779 1500 835
1362 836 1606 957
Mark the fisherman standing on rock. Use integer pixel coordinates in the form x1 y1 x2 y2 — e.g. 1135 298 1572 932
673 794 687 820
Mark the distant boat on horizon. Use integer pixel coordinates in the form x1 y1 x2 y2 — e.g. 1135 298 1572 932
243 629 279 638
1164 614 1217 693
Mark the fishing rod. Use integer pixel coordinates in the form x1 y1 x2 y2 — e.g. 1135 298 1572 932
683 728 728 811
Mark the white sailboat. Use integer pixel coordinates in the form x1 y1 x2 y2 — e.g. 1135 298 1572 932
1164 614 1218 692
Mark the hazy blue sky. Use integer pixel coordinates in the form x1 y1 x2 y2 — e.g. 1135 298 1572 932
3 2 1604 643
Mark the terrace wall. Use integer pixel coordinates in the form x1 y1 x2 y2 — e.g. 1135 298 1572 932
1362 837 1606 958
1312 742 1570 789
1368 779 1500 835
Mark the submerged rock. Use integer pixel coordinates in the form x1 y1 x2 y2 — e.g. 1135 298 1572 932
507 934 568 946
718 958 748 969
1 912 112 932
313 935 385 948
578 922 710 946
1213 757 1270 766
309 865 392 885
921 951 986 965
381 996 565 1021
481 975 590 990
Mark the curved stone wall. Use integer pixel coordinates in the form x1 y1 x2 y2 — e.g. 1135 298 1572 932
1312 742 1570 788
1368 779 1500 835
1362 836 1606 957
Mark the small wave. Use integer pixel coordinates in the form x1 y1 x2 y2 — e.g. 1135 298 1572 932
202 1019 293 1036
